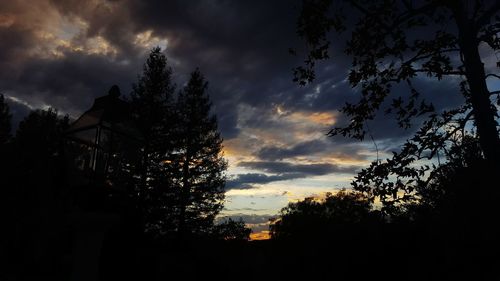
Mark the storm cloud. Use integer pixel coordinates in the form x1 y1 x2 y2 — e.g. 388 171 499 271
1 0 479 229
238 161 359 175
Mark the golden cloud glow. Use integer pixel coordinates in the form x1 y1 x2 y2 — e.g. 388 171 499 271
250 231 270 240
223 138 257 159
235 104 339 149
0 13 15 27
223 104 368 191
26 13 113 58
134 30 168 51
287 111 337 126
215 73 368 240
1 0 123 60
224 105 361 173
32 32 118 58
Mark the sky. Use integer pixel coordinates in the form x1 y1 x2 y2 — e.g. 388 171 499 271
1 0 498 239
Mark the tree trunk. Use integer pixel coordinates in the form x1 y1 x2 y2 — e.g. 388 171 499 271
452 2 500 166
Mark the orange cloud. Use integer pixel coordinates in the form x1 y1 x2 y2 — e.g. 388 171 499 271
0 13 15 27
288 111 337 126
250 231 270 240
134 30 168 51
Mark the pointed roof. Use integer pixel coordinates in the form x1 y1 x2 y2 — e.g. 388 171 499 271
66 86 142 144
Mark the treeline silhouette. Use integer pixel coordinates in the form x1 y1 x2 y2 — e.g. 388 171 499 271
286 1 500 280
267 139 498 280
0 48 250 281
1 48 498 280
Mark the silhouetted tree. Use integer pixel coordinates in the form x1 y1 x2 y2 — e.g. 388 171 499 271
167 69 227 238
0 93 12 183
270 189 373 239
293 0 500 210
390 136 498 279
5 108 69 279
0 94 13 277
129 49 227 240
212 218 252 241
10 107 70 200
0 94 11 145
129 47 176 236
14 108 69 163
377 135 481 223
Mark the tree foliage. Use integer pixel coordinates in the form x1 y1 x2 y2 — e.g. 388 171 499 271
0 94 11 145
130 49 227 239
212 218 252 241
129 46 175 189
14 108 69 162
293 0 500 212
169 69 227 237
270 190 374 239
1 108 71 279
129 47 177 236
3 48 227 242
10 108 70 202
8 108 70 190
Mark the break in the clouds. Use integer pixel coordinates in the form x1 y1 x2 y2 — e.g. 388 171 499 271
1 0 486 234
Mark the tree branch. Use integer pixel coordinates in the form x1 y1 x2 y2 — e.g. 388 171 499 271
475 2 500 30
403 48 460 65
413 69 465 76
486 73 500 80
348 0 437 33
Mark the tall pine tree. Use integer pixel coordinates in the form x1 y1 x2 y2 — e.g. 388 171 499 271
129 50 227 239
129 47 176 236
168 69 227 238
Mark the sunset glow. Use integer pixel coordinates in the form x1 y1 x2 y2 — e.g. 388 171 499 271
2 0 495 238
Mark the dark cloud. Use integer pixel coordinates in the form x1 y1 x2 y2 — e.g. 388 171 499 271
226 161 360 190
257 140 327 161
226 172 303 190
256 138 372 161
320 74 466 149
216 214 274 232
0 0 368 142
19 52 135 109
1 0 308 141
238 161 359 176
0 0 142 119
0 0 476 201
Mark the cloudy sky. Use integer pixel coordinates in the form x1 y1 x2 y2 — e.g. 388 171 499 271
2 0 498 238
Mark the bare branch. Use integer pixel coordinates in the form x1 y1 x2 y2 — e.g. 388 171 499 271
486 73 500 80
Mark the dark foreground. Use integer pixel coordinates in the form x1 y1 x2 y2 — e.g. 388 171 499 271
3 228 497 281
